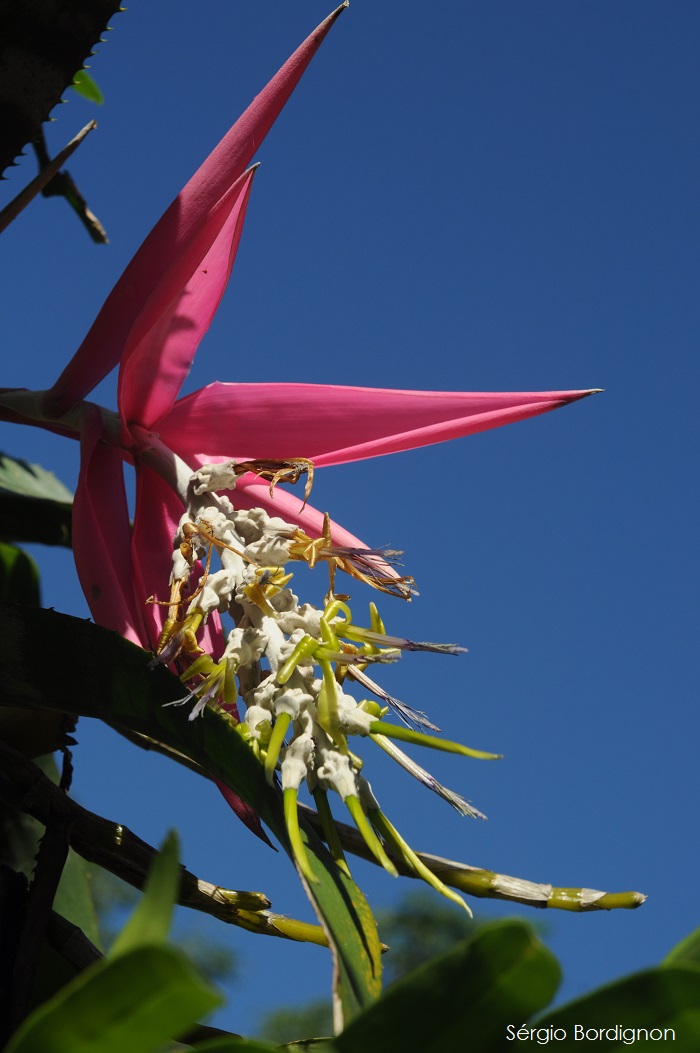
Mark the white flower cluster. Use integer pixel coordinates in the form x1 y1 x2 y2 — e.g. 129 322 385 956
167 463 382 800
157 461 489 907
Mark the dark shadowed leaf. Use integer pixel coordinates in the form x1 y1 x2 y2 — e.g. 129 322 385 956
0 0 120 175
0 454 73 546
334 920 560 1053
533 966 700 1048
664 925 700 968
0 543 40 604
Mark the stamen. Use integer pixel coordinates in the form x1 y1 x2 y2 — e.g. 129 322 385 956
323 547 418 599
372 734 486 818
288 516 417 598
231 457 315 508
342 626 467 655
348 665 441 732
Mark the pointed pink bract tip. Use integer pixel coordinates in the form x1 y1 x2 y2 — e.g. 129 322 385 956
42 7 348 420
567 388 604 401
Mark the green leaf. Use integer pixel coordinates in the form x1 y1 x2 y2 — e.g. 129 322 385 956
334 920 560 1053
71 69 104 104
664 924 700 967
0 453 73 502
0 542 40 604
5 944 221 1053
53 850 102 953
110 830 180 957
0 454 73 547
0 604 382 1026
533 966 700 1046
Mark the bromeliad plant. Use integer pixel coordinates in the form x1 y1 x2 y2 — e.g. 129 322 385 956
0 3 645 1039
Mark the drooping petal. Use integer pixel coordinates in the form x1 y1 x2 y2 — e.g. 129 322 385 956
73 406 144 645
43 5 348 418
159 383 597 467
118 167 256 435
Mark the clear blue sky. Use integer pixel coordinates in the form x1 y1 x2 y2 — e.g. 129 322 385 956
2 0 699 1037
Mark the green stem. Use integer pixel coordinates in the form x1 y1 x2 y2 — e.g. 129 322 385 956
439 869 647 911
283 787 318 885
369 808 471 915
180 654 215 680
276 635 319 683
264 712 291 784
345 795 398 877
317 660 346 750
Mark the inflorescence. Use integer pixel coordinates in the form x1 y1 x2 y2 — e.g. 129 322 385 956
153 459 501 911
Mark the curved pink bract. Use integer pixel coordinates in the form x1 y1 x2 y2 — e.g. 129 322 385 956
117 168 257 438
44 5 348 420
159 383 593 468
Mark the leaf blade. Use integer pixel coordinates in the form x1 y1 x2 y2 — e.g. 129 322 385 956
5 944 221 1053
71 70 104 105
533 965 700 1046
664 924 700 968
109 830 179 957
0 453 74 502
335 920 560 1053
